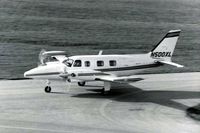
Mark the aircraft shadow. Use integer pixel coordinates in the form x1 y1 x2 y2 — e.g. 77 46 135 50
84 85 103 88
72 83 200 111
51 92 69 94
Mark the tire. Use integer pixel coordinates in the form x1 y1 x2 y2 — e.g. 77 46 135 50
78 82 86 86
101 88 109 95
45 86 51 93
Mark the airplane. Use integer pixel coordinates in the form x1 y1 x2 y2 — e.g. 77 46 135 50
24 30 184 94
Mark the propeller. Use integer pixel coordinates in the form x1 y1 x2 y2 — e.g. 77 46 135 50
38 49 67 66
38 49 47 65
59 72 70 80
59 69 73 93
59 71 75 82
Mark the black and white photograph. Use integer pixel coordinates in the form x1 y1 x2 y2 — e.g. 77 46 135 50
0 0 200 132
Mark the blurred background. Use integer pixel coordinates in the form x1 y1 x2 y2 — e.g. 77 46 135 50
0 0 200 79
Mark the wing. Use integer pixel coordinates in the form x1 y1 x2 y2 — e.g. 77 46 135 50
95 75 144 83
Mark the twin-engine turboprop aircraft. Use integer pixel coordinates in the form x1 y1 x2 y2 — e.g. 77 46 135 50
24 30 184 94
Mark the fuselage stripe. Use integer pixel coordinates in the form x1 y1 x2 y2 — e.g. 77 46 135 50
94 63 162 72
78 73 109 76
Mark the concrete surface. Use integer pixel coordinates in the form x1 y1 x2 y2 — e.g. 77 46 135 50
0 72 200 133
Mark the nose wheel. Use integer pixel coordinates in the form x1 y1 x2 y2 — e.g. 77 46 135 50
45 80 51 93
45 86 51 93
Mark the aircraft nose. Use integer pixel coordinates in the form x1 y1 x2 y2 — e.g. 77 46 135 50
24 71 27 77
24 70 32 78
24 64 65 79
24 68 38 78
24 66 43 78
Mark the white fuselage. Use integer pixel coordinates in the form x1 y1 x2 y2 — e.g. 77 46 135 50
24 53 161 82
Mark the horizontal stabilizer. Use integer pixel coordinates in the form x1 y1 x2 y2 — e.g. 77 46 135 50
158 60 184 68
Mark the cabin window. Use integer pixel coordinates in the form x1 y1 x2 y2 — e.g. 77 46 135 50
97 61 104 67
85 61 90 67
109 60 117 66
73 60 82 67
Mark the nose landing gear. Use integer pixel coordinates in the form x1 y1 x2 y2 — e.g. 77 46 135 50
45 86 51 93
45 80 51 93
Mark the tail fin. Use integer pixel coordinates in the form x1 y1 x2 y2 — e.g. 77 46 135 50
150 30 181 61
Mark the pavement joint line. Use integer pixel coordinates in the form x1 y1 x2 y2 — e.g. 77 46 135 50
0 124 73 133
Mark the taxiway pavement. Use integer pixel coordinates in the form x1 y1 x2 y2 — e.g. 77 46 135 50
0 72 200 133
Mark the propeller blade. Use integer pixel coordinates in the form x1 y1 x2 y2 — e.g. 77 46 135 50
59 72 69 79
38 49 46 65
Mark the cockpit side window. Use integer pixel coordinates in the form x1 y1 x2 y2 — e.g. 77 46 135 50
63 59 73 67
73 60 82 67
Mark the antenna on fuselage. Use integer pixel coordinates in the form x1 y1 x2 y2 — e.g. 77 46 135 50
98 50 103 55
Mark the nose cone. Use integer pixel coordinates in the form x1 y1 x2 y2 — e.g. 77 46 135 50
24 64 65 79
24 66 47 78
24 69 35 78
24 67 43 78
24 71 27 77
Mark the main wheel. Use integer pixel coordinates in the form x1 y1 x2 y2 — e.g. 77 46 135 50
78 82 86 86
101 88 109 95
101 88 105 95
45 86 51 93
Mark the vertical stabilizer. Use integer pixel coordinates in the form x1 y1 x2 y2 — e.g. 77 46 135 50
150 30 181 61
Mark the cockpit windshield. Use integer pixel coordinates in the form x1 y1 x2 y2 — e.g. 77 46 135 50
63 58 74 67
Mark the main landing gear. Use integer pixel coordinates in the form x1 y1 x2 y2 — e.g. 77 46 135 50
78 81 86 86
101 82 111 95
45 80 51 93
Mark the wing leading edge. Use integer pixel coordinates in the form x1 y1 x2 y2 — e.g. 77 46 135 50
95 76 143 83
